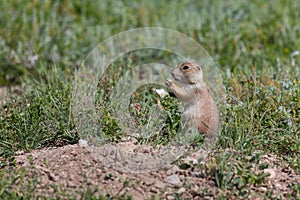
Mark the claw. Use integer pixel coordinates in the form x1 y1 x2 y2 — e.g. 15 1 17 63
165 79 173 87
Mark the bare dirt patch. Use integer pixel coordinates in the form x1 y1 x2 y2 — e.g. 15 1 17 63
8 143 299 199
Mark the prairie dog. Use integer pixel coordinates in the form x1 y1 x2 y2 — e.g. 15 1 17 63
165 62 219 138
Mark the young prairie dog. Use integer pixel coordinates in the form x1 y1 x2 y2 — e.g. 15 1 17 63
165 62 219 138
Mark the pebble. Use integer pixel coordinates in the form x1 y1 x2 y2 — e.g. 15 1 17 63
67 180 77 188
155 180 166 189
166 165 179 176
177 187 186 194
144 178 155 186
166 195 175 200
264 168 276 179
48 173 59 182
259 187 267 192
78 139 88 148
15 150 25 156
165 174 181 185
150 187 158 193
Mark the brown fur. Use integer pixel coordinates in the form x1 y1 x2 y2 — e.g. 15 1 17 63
165 62 219 138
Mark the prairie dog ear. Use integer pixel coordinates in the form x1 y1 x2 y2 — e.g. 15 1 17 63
196 64 202 71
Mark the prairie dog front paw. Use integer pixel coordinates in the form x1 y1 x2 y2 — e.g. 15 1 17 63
165 79 174 87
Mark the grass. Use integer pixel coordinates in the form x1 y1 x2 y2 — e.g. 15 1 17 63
0 0 299 199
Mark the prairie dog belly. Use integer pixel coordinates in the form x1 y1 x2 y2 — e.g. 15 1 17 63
182 101 213 130
182 102 201 126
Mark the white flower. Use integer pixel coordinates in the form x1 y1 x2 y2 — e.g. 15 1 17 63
28 54 39 67
153 88 168 98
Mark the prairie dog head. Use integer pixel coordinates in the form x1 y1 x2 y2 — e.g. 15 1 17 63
171 62 204 85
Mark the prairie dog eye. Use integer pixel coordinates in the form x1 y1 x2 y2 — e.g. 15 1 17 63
182 65 189 70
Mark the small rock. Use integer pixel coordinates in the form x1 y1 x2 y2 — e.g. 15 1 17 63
15 150 25 156
48 173 59 182
96 168 102 175
87 179 97 186
166 195 175 200
69 173 76 181
78 139 88 147
165 174 181 185
275 183 281 188
134 145 153 154
70 150 77 156
259 187 267 192
177 187 186 194
67 180 77 188
155 180 166 189
166 165 179 176
141 146 152 153
264 168 276 179
190 171 201 177
282 167 292 173
144 178 155 186
150 187 158 193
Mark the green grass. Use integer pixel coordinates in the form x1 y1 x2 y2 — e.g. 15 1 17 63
0 0 299 199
